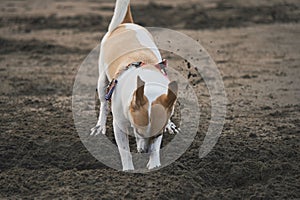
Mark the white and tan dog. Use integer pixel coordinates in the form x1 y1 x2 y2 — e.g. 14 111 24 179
91 0 179 171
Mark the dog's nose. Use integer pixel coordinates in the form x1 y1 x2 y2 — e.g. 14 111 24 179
137 148 148 153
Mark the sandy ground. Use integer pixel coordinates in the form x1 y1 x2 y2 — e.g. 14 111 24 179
0 0 299 199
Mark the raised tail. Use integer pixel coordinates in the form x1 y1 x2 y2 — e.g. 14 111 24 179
108 0 134 32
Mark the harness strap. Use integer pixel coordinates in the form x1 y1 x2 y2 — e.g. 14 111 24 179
105 60 168 101
105 79 118 101
155 59 168 76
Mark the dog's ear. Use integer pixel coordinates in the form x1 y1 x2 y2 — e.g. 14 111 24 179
130 76 149 127
153 81 178 110
135 76 147 107
164 81 178 108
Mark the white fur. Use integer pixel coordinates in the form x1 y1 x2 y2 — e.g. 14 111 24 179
113 121 134 171
108 0 130 32
90 33 111 135
124 24 162 60
134 129 150 153
147 135 162 169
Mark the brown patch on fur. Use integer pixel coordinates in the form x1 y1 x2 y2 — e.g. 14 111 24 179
130 80 178 137
130 100 149 127
153 81 178 113
149 81 178 136
102 25 159 81
150 104 168 136
129 76 149 127
122 5 134 24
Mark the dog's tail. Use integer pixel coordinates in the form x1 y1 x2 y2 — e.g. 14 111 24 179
108 0 133 32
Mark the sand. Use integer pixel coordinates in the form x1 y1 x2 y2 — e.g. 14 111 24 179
0 0 299 199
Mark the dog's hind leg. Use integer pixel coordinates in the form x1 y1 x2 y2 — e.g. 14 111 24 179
147 135 162 170
113 121 134 171
90 67 109 135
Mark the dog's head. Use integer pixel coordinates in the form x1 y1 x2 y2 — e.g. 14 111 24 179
129 76 178 152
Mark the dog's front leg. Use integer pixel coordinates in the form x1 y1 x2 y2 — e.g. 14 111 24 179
147 134 163 170
113 121 134 171
91 72 108 135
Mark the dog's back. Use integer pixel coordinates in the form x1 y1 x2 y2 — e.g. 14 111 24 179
100 0 161 81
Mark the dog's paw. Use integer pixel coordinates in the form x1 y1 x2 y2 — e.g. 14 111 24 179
164 121 180 134
122 162 135 171
90 125 106 135
147 160 161 170
123 166 135 171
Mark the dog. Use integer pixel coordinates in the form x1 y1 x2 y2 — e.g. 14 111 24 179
90 0 179 171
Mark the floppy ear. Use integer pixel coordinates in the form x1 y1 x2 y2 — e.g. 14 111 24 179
135 76 147 106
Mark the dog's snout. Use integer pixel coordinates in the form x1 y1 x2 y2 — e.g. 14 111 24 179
137 148 149 153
